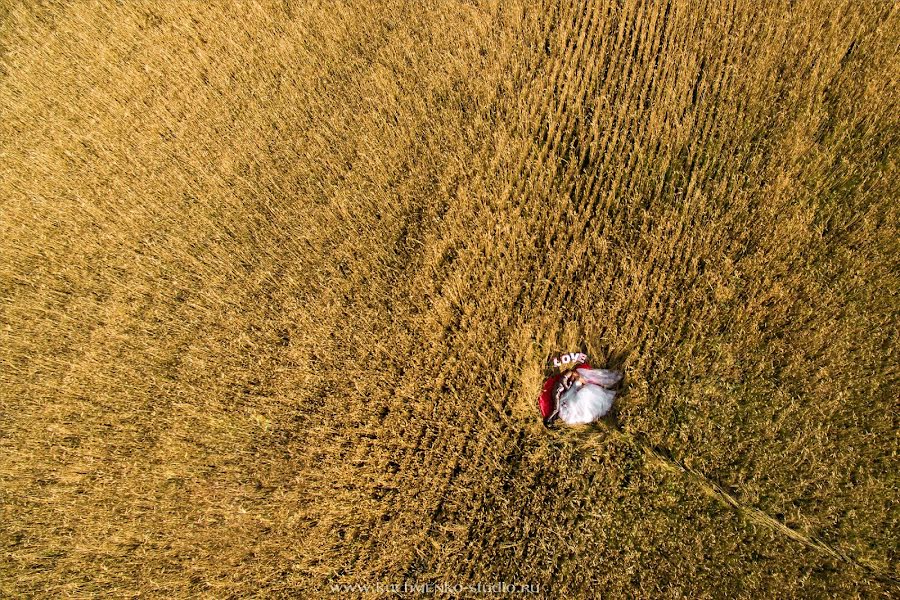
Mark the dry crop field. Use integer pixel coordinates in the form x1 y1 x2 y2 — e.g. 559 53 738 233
1 0 898 597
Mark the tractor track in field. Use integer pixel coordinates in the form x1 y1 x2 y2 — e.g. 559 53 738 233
590 422 900 586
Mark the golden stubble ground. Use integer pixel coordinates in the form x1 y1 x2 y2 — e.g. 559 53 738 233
1 0 897 597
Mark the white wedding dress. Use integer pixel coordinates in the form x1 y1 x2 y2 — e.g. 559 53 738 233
557 367 623 425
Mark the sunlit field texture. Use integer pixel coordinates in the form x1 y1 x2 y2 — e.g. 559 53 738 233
1 0 897 597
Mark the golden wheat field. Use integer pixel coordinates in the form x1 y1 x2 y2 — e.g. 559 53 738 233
1 0 898 597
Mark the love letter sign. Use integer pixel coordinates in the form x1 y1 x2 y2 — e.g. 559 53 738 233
548 351 588 374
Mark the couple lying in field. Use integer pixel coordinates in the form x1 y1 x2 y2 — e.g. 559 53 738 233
538 352 623 426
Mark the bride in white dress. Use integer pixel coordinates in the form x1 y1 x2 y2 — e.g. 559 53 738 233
554 366 623 425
